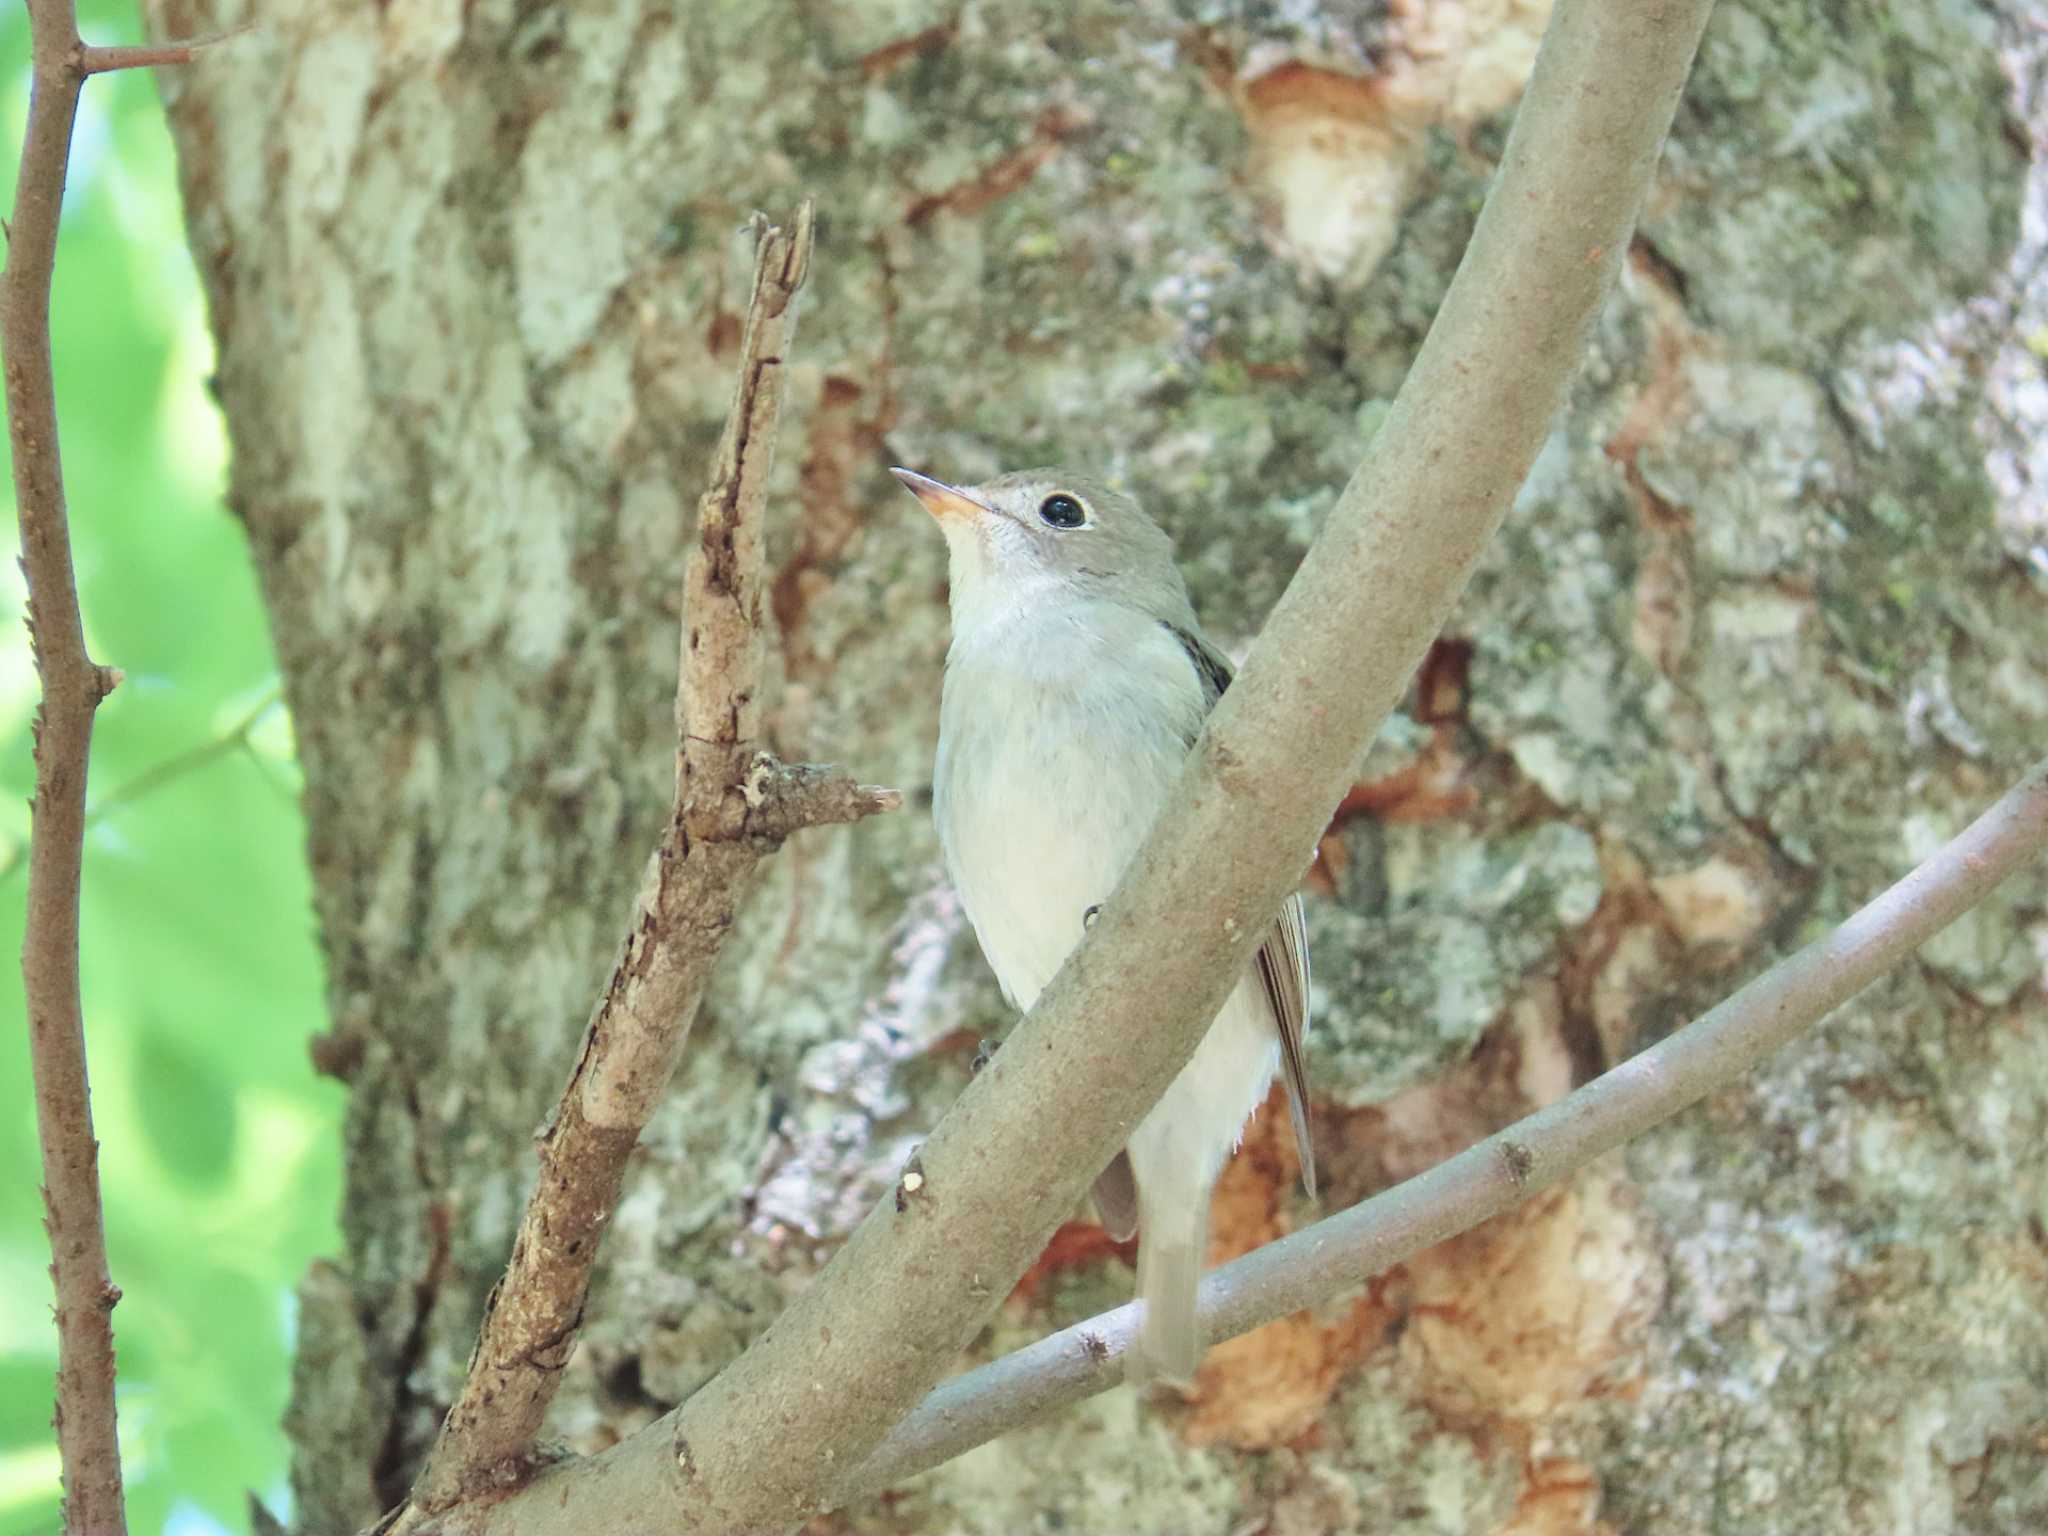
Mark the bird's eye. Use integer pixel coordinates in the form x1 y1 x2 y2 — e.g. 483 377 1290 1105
1038 493 1087 529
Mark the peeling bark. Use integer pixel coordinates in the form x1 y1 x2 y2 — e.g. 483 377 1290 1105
148 0 2048 1531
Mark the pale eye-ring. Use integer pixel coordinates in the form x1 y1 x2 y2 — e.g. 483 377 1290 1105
1038 493 1087 529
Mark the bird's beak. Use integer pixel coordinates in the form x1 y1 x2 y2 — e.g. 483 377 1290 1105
891 467 992 525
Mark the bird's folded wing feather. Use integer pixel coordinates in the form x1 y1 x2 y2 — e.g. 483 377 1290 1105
1255 894 1316 1197
1165 621 1316 1198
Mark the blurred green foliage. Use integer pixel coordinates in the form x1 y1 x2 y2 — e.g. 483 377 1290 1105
0 3 343 1533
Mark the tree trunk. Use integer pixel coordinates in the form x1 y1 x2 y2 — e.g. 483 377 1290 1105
151 0 2048 1530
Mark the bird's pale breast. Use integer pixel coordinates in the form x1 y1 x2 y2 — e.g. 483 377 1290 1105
934 601 1206 1010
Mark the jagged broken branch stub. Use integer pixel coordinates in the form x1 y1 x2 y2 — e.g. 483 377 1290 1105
394 200 899 1527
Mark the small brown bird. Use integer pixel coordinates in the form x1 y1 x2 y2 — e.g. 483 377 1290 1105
895 466 1314 1385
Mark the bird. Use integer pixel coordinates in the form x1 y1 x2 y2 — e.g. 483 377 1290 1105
893 464 1314 1386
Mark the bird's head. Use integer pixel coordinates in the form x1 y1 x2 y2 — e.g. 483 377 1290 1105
892 466 1188 634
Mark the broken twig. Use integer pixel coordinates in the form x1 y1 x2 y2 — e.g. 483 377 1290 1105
397 200 898 1524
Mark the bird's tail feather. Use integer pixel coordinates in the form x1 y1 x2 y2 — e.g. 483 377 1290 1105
1129 1191 1207 1387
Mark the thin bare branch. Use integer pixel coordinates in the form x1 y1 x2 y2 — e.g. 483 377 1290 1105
397 200 897 1524
75 22 249 75
0 690 282 884
77 42 194 73
675 205 812 821
473 2 1720 1533
9 0 128 1529
84 689 282 825
846 754 2048 1492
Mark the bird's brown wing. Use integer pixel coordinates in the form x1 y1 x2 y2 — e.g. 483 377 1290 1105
1254 893 1316 1198
1165 621 1317 1199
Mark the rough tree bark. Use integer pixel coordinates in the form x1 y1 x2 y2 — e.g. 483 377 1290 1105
150 0 2047 1532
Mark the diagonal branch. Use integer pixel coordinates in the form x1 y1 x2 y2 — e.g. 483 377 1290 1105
475 2 1720 1533
395 201 898 1524
0 688 281 884
844 754 2048 1493
81 688 283 828
9 0 144 1529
